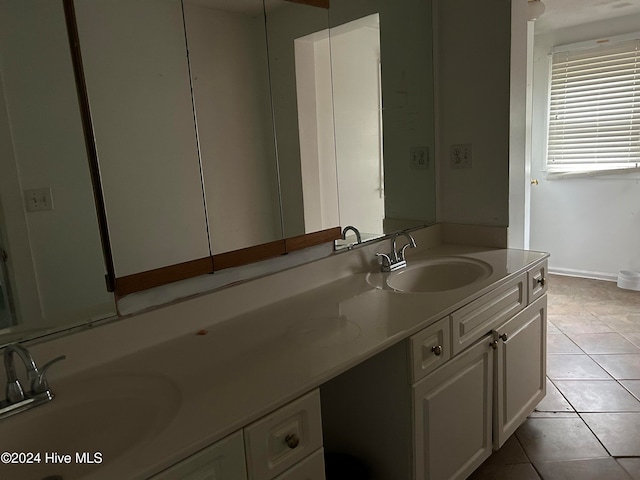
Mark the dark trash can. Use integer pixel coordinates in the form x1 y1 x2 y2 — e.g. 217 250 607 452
324 453 370 480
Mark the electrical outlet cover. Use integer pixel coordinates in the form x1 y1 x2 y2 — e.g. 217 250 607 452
450 143 472 169
410 146 430 169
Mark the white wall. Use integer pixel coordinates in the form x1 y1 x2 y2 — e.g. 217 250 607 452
529 13 640 279
436 0 511 228
184 3 282 254
0 0 115 326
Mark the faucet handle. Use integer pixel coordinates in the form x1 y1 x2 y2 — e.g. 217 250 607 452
6 378 25 404
375 252 392 271
32 355 66 395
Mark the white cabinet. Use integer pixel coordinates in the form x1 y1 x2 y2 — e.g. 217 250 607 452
493 295 546 448
273 448 326 480
410 316 451 382
244 390 323 480
414 337 493 480
151 431 247 480
151 391 324 480
321 260 548 480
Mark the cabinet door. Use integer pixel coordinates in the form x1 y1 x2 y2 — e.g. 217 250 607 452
414 336 493 480
150 430 247 480
493 295 547 448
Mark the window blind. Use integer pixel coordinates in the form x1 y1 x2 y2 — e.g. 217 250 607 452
547 37 640 173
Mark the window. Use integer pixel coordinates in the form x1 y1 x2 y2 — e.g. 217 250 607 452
546 34 640 176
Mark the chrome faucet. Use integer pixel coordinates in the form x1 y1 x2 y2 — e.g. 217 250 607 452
341 225 362 245
375 231 417 272
1 344 65 420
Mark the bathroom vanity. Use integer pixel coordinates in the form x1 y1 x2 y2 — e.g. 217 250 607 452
0 228 548 480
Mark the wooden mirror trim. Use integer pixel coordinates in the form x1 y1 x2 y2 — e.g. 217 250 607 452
114 227 341 297
115 257 214 297
285 0 330 9
285 226 341 252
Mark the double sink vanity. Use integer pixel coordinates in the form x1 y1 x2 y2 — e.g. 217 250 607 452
0 226 548 480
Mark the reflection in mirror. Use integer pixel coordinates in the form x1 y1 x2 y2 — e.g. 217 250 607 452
268 0 436 250
0 0 116 343
329 0 436 248
330 13 385 242
183 0 284 255
265 1 338 238
74 0 211 278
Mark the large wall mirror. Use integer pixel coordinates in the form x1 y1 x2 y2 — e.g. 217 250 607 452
0 0 435 347
0 0 117 344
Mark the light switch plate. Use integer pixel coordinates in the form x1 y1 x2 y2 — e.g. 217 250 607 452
24 187 54 212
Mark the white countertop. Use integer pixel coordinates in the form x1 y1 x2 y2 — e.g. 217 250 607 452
0 244 548 480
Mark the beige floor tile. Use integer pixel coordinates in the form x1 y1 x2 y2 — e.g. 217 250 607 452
566 333 640 354
547 334 583 354
584 302 638 316
484 434 529 465
554 380 640 412
535 378 574 412
528 411 579 418
599 314 640 333
468 463 540 480
550 314 614 334
623 333 640 348
591 354 640 380
582 413 640 456
547 354 612 380
618 458 640 480
534 458 633 480
515 417 608 463
621 380 640 400
547 321 562 335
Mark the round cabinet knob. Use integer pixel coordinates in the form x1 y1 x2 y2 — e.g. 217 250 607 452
531 179 539 185
431 345 443 356
537 277 546 286
490 340 498 350
499 333 508 342
285 434 300 449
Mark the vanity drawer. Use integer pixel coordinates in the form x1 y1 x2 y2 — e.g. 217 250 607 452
410 316 451 383
528 260 548 303
273 448 325 480
244 389 323 480
451 273 527 355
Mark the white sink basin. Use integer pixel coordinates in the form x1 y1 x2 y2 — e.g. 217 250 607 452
0 373 180 480
368 257 493 293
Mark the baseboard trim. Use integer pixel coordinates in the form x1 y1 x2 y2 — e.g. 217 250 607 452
548 267 617 283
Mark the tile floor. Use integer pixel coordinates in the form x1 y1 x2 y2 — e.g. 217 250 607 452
470 274 640 480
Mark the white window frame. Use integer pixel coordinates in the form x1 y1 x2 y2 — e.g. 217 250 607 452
545 32 640 179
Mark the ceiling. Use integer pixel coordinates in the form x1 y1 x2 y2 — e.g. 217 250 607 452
533 0 640 34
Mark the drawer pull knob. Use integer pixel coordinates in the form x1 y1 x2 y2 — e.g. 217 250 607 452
499 333 508 342
537 277 546 286
285 434 300 449
431 345 443 356
490 340 498 350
